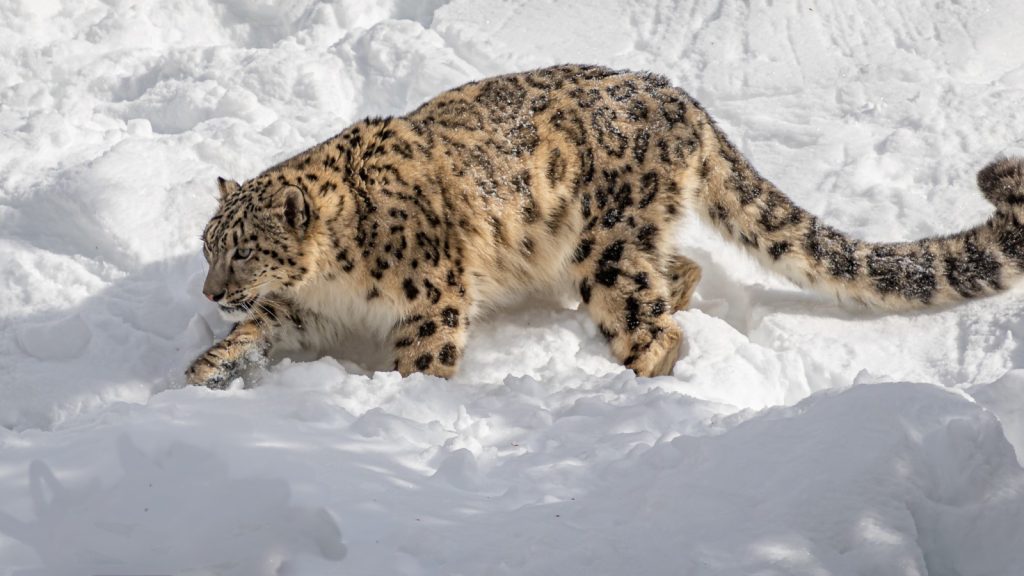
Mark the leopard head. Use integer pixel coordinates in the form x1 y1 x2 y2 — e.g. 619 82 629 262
201 176 316 321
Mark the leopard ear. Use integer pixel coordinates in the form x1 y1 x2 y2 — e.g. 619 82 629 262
216 177 240 200
281 185 312 237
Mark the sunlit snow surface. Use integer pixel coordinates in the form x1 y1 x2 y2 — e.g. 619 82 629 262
3 0 1024 573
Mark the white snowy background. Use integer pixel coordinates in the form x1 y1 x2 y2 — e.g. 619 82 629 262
3 0 1024 574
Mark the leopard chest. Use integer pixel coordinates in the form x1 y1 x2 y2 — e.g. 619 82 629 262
288 277 406 342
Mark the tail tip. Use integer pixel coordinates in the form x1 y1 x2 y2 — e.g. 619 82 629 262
978 156 1024 209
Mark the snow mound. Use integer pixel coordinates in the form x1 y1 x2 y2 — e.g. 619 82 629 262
0 437 345 575
426 383 1024 575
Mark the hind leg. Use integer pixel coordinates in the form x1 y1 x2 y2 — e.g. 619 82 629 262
574 237 682 377
666 253 702 311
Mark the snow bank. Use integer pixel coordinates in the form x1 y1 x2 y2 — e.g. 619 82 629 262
1 380 1021 574
2 0 1024 573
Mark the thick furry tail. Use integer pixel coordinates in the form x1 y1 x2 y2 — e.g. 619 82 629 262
695 123 1024 311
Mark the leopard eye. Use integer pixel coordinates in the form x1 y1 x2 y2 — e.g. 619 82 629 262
234 247 252 260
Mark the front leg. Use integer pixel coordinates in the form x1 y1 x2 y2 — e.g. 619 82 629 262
185 299 301 388
391 293 470 379
186 319 271 389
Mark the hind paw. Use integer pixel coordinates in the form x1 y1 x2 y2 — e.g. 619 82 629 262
667 254 702 312
977 156 1024 209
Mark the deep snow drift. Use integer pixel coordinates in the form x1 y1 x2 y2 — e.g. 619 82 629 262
3 0 1024 574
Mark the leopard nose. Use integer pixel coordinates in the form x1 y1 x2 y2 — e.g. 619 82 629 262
204 290 225 302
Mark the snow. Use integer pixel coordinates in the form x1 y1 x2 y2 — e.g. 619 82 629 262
3 0 1024 573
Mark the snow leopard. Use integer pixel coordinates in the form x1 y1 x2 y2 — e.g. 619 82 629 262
186 64 1024 388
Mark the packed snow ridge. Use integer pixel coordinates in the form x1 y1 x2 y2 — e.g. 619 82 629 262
2 0 1024 574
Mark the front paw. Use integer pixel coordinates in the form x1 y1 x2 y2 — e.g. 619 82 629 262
185 354 236 389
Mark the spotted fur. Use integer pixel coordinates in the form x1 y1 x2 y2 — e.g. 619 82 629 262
186 65 1024 387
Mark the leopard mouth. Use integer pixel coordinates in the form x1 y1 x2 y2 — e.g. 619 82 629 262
218 298 257 317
